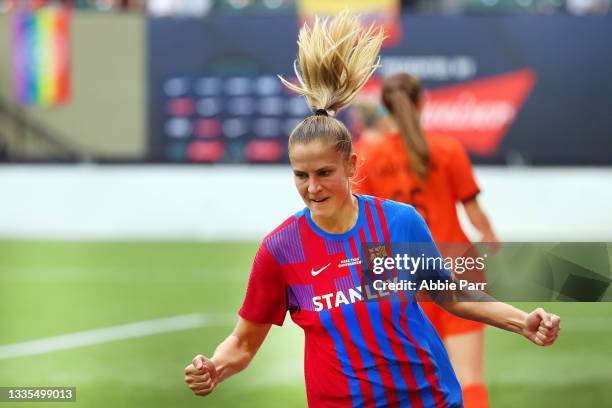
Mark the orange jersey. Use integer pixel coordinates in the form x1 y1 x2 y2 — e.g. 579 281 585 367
354 132 480 243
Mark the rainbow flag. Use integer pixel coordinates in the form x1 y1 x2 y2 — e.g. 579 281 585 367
11 5 71 106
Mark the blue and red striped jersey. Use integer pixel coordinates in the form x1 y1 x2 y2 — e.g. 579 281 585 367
239 195 463 408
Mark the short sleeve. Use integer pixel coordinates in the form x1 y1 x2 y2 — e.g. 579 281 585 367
448 140 480 202
238 242 287 326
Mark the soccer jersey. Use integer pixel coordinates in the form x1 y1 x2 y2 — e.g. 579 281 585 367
239 195 462 408
354 133 480 244
354 134 486 338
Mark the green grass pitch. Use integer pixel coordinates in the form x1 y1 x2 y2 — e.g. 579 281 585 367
1 241 611 407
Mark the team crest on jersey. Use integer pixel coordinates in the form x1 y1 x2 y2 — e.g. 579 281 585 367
367 244 389 266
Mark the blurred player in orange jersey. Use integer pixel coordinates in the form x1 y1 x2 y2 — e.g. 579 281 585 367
350 98 395 143
354 73 500 408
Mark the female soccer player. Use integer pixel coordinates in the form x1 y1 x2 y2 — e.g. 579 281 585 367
354 74 499 408
184 11 560 408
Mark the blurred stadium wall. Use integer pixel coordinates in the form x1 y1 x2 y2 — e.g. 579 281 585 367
0 165 611 241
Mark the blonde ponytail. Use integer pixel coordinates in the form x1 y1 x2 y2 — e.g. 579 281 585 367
279 10 384 157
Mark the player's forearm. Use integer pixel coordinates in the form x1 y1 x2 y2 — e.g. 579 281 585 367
210 334 256 384
472 216 494 239
442 299 527 334
464 199 496 239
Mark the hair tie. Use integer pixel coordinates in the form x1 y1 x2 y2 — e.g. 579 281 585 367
314 109 328 116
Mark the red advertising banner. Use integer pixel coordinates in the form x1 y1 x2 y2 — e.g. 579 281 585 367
423 69 537 156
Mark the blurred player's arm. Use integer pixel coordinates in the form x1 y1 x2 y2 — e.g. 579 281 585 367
449 137 500 246
185 317 271 396
463 198 499 244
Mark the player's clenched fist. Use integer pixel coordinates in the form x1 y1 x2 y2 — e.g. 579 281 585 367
522 308 561 347
185 354 218 397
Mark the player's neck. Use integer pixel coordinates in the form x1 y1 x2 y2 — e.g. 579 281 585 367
311 194 359 235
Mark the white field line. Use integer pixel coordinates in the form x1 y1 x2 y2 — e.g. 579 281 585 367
2 314 610 361
0 313 235 360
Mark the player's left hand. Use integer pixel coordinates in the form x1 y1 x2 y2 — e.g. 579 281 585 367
522 307 560 347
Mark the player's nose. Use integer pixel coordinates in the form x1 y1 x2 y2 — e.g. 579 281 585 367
307 178 322 194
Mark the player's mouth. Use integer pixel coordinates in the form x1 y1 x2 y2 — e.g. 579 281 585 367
311 197 329 204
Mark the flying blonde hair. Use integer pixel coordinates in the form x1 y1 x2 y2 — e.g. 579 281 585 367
279 10 384 156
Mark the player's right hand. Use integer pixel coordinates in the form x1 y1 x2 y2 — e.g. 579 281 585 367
185 354 218 397
522 308 560 347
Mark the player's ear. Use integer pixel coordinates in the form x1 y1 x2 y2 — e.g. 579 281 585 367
345 152 357 177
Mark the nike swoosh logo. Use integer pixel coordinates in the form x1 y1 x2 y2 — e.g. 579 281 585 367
311 263 331 276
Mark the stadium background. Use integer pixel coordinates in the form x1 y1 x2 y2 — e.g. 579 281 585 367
1 1 611 407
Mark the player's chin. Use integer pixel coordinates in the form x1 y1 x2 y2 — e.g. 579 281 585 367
308 198 332 213
309 206 330 218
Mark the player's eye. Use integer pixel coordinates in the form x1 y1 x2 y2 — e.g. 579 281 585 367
318 170 331 177
295 172 307 179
